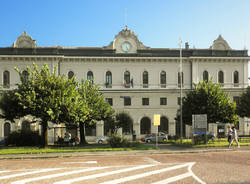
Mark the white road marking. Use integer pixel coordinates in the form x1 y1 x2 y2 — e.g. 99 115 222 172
53 165 154 184
0 168 60 180
152 172 192 184
11 167 107 184
187 162 206 184
0 171 10 174
144 157 161 165
100 163 192 184
62 161 97 164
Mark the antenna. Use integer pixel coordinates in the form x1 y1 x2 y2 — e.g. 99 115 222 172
124 8 127 29
244 33 247 50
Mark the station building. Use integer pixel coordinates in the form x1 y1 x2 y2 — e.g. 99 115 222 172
0 27 249 143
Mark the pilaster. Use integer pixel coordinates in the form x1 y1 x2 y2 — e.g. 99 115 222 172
96 120 104 137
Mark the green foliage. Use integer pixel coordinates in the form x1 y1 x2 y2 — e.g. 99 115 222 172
15 63 81 124
5 130 42 146
104 115 116 134
78 79 113 124
237 86 250 118
0 63 114 146
104 112 133 135
115 112 133 134
0 89 24 122
108 133 129 148
77 79 114 144
12 63 82 146
182 79 238 125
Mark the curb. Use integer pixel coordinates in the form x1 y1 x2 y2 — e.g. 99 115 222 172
0 147 247 160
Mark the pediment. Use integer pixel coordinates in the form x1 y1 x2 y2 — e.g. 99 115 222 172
210 35 231 50
105 26 149 53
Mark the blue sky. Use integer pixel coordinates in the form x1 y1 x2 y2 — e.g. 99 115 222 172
1 0 250 76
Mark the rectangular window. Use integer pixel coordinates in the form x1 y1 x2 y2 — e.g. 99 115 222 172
233 96 240 106
142 98 149 106
124 97 131 106
160 98 167 105
105 98 113 106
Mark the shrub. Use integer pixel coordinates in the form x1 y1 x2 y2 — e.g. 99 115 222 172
5 130 42 146
108 134 129 148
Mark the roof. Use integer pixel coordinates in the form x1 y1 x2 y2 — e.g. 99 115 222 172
0 47 248 57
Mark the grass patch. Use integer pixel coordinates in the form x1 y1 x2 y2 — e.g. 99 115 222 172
0 143 154 155
165 138 250 148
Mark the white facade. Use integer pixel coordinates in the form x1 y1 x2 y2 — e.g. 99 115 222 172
0 28 249 142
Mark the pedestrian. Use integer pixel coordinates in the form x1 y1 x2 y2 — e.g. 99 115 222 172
227 126 232 143
229 126 240 148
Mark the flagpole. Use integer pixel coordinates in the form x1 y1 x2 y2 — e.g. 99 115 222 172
179 38 183 144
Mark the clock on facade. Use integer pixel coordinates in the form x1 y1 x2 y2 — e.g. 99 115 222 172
122 42 131 52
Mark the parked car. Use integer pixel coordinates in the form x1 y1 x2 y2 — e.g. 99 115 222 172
143 132 168 143
96 136 110 144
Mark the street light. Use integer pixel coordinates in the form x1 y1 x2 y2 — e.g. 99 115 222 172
179 38 183 144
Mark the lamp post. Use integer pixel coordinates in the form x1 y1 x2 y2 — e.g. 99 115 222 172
179 38 183 144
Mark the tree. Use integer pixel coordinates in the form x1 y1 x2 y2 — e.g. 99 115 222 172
104 112 133 135
0 63 114 146
77 79 113 145
237 86 250 118
0 89 24 121
181 80 238 126
13 63 82 147
115 112 133 134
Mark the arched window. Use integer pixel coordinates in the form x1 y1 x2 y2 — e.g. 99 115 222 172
3 70 10 88
22 70 29 83
105 71 112 88
218 71 224 86
143 71 148 88
160 71 166 88
158 116 169 133
68 71 74 79
4 122 11 137
21 121 31 132
124 71 130 88
203 70 209 82
178 72 184 87
87 71 94 82
140 117 151 134
233 71 239 87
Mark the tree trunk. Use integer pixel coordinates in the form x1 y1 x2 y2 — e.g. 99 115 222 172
79 123 88 145
41 121 48 148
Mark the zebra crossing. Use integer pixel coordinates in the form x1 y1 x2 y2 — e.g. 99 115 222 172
0 162 206 184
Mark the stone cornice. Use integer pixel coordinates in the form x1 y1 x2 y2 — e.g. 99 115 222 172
189 57 250 62
62 56 188 63
0 55 248 63
0 55 63 62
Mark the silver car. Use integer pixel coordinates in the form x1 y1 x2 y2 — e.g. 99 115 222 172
144 132 168 143
96 136 110 144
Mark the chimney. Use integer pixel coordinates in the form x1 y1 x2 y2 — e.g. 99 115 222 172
185 42 189 49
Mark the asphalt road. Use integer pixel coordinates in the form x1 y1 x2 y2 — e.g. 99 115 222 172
0 150 249 184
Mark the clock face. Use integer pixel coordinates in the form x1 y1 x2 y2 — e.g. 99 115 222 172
122 42 131 52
